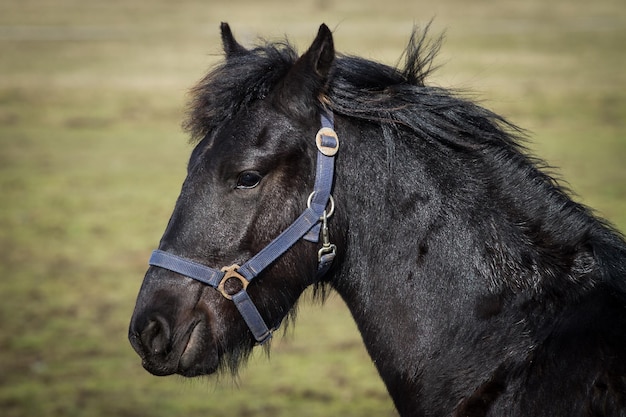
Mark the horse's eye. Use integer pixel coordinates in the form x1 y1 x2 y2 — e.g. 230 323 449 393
236 171 263 189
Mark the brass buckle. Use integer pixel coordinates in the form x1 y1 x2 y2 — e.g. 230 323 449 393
315 127 339 156
218 264 249 300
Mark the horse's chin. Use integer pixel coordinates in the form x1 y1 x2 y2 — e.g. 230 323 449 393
176 359 219 377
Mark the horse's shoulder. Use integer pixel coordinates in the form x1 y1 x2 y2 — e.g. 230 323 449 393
518 287 626 416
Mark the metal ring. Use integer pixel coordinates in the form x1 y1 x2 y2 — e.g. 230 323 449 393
218 264 248 300
307 192 335 218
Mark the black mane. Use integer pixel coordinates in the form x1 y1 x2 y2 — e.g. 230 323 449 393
185 27 517 145
184 27 626 300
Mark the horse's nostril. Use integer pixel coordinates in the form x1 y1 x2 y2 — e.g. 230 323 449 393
141 316 171 356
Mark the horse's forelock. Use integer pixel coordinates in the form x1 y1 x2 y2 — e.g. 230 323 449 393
183 41 299 144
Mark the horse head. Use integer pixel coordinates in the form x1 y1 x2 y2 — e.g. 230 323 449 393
129 24 343 377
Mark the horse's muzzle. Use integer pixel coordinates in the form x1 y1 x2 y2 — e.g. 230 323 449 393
128 310 219 377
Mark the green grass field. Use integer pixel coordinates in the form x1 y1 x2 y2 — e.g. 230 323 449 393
1 0 624 416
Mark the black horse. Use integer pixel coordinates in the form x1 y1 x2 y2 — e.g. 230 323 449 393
129 23 626 416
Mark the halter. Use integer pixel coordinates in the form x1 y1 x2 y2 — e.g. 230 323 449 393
148 109 339 344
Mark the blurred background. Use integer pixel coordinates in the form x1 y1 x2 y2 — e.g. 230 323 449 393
0 0 624 416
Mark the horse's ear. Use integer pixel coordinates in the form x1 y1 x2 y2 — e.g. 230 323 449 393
277 24 335 119
298 23 335 81
220 22 247 58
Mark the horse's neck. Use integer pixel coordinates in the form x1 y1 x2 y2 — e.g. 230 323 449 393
333 216 626 415
331 138 496 411
329 121 626 414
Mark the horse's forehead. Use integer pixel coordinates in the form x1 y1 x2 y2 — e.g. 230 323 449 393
224 103 307 145
194 105 269 150
190 104 299 166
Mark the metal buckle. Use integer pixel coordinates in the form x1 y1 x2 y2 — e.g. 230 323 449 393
315 127 339 156
218 264 249 300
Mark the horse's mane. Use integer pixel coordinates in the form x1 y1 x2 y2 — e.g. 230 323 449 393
184 26 626 300
184 27 518 146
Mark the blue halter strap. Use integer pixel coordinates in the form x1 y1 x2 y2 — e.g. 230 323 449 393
148 109 339 344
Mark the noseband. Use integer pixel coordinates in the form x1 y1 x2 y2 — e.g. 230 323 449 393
148 109 339 344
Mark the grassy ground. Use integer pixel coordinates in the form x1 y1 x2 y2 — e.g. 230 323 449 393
0 0 624 416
